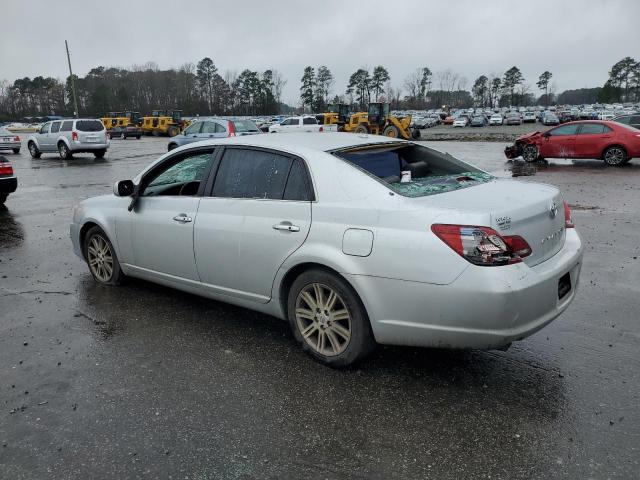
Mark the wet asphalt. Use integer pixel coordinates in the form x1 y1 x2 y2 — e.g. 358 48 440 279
0 137 639 479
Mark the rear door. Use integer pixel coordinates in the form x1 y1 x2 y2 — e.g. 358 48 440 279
575 123 613 158
194 147 313 302
541 123 579 158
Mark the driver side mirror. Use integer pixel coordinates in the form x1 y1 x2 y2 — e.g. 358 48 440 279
114 179 135 197
542 132 551 138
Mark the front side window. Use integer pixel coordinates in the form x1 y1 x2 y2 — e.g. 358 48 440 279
302 117 317 125
549 124 579 136
282 119 295 126
143 150 213 196
184 122 202 135
213 149 292 200
40 123 51 134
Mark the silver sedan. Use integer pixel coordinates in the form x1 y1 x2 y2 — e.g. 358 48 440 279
0 128 21 154
70 133 583 367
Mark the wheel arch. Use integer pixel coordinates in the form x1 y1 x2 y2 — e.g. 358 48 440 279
78 220 116 259
601 143 627 160
277 261 368 322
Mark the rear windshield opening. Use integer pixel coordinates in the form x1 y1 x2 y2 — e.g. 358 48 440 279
334 144 494 197
76 120 105 132
232 120 260 133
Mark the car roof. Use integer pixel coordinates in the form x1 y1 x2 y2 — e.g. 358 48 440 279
189 132 407 153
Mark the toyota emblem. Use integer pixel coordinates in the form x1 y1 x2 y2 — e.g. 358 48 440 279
549 202 558 219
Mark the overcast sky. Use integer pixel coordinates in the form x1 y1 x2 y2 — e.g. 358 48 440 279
2 0 638 104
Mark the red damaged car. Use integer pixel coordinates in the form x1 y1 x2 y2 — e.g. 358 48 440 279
505 120 640 166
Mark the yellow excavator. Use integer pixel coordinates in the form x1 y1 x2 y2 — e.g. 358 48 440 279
140 110 190 137
101 111 141 131
326 103 420 139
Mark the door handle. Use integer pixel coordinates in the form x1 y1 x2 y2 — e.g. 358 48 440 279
173 214 192 223
273 222 300 232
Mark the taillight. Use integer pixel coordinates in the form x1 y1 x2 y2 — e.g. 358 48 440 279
0 163 13 176
563 201 574 228
228 121 236 137
13 136 20 142
431 224 531 266
319 126 324 132
71 131 78 141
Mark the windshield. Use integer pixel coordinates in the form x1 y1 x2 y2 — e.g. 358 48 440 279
334 144 494 198
232 120 260 132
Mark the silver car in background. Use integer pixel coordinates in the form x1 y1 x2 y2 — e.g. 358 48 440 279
167 117 261 151
27 118 109 159
0 127 22 154
70 133 583 367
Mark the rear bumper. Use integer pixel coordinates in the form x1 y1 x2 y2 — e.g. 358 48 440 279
70 142 109 152
0 141 21 150
0 176 17 194
347 228 583 350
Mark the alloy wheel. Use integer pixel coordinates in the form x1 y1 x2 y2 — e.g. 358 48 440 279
295 283 351 356
87 235 114 282
604 147 625 165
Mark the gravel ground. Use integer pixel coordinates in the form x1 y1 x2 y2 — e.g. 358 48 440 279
0 136 639 479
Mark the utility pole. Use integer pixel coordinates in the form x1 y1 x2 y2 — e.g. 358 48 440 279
65 40 79 118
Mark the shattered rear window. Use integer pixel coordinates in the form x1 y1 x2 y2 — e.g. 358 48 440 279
389 171 494 197
334 144 494 197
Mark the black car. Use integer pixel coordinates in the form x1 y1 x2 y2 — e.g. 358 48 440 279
0 155 17 204
613 114 640 130
108 125 142 139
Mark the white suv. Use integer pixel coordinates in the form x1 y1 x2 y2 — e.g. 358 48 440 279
28 119 110 159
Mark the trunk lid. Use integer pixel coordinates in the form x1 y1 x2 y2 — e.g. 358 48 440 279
420 179 565 266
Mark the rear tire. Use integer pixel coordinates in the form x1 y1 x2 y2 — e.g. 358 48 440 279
0 193 7 204
411 129 421 139
168 126 180 137
136 135 141 140
28 142 41 159
287 269 375 368
603 146 627 166
58 142 72 159
83 226 124 286
12 148 20 154
354 125 369 134
94 149 106 159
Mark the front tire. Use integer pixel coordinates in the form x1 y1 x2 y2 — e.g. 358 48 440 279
0 193 7 204
522 144 541 162
58 142 72 159
287 269 375 367
354 125 369 134
168 126 180 137
603 146 627 166
83 226 124 286
28 142 41 159
382 125 400 138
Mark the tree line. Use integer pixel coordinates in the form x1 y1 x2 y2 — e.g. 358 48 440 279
1 57 638 121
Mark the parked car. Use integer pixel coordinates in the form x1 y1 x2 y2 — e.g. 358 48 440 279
27 119 109 159
168 118 261 151
0 155 17 204
452 116 469 127
523 111 537 123
0 128 21 154
470 115 488 127
70 132 583 367
505 120 640 165
443 115 455 125
505 113 522 125
542 113 560 126
598 111 615 121
489 114 503 126
108 125 142 140
268 116 336 133
612 114 640 130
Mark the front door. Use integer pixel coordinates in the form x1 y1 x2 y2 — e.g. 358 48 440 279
127 148 215 281
38 122 52 150
541 123 579 158
194 147 313 302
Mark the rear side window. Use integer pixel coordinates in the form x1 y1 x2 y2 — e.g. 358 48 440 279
184 122 202 135
283 159 312 201
302 117 317 125
50 122 61 133
76 120 104 132
215 123 227 133
232 120 259 132
213 149 292 200
632 116 640 126
579 124 611 134
61 121 73 132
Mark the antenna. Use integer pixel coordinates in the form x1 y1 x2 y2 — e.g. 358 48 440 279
65 40 79 118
